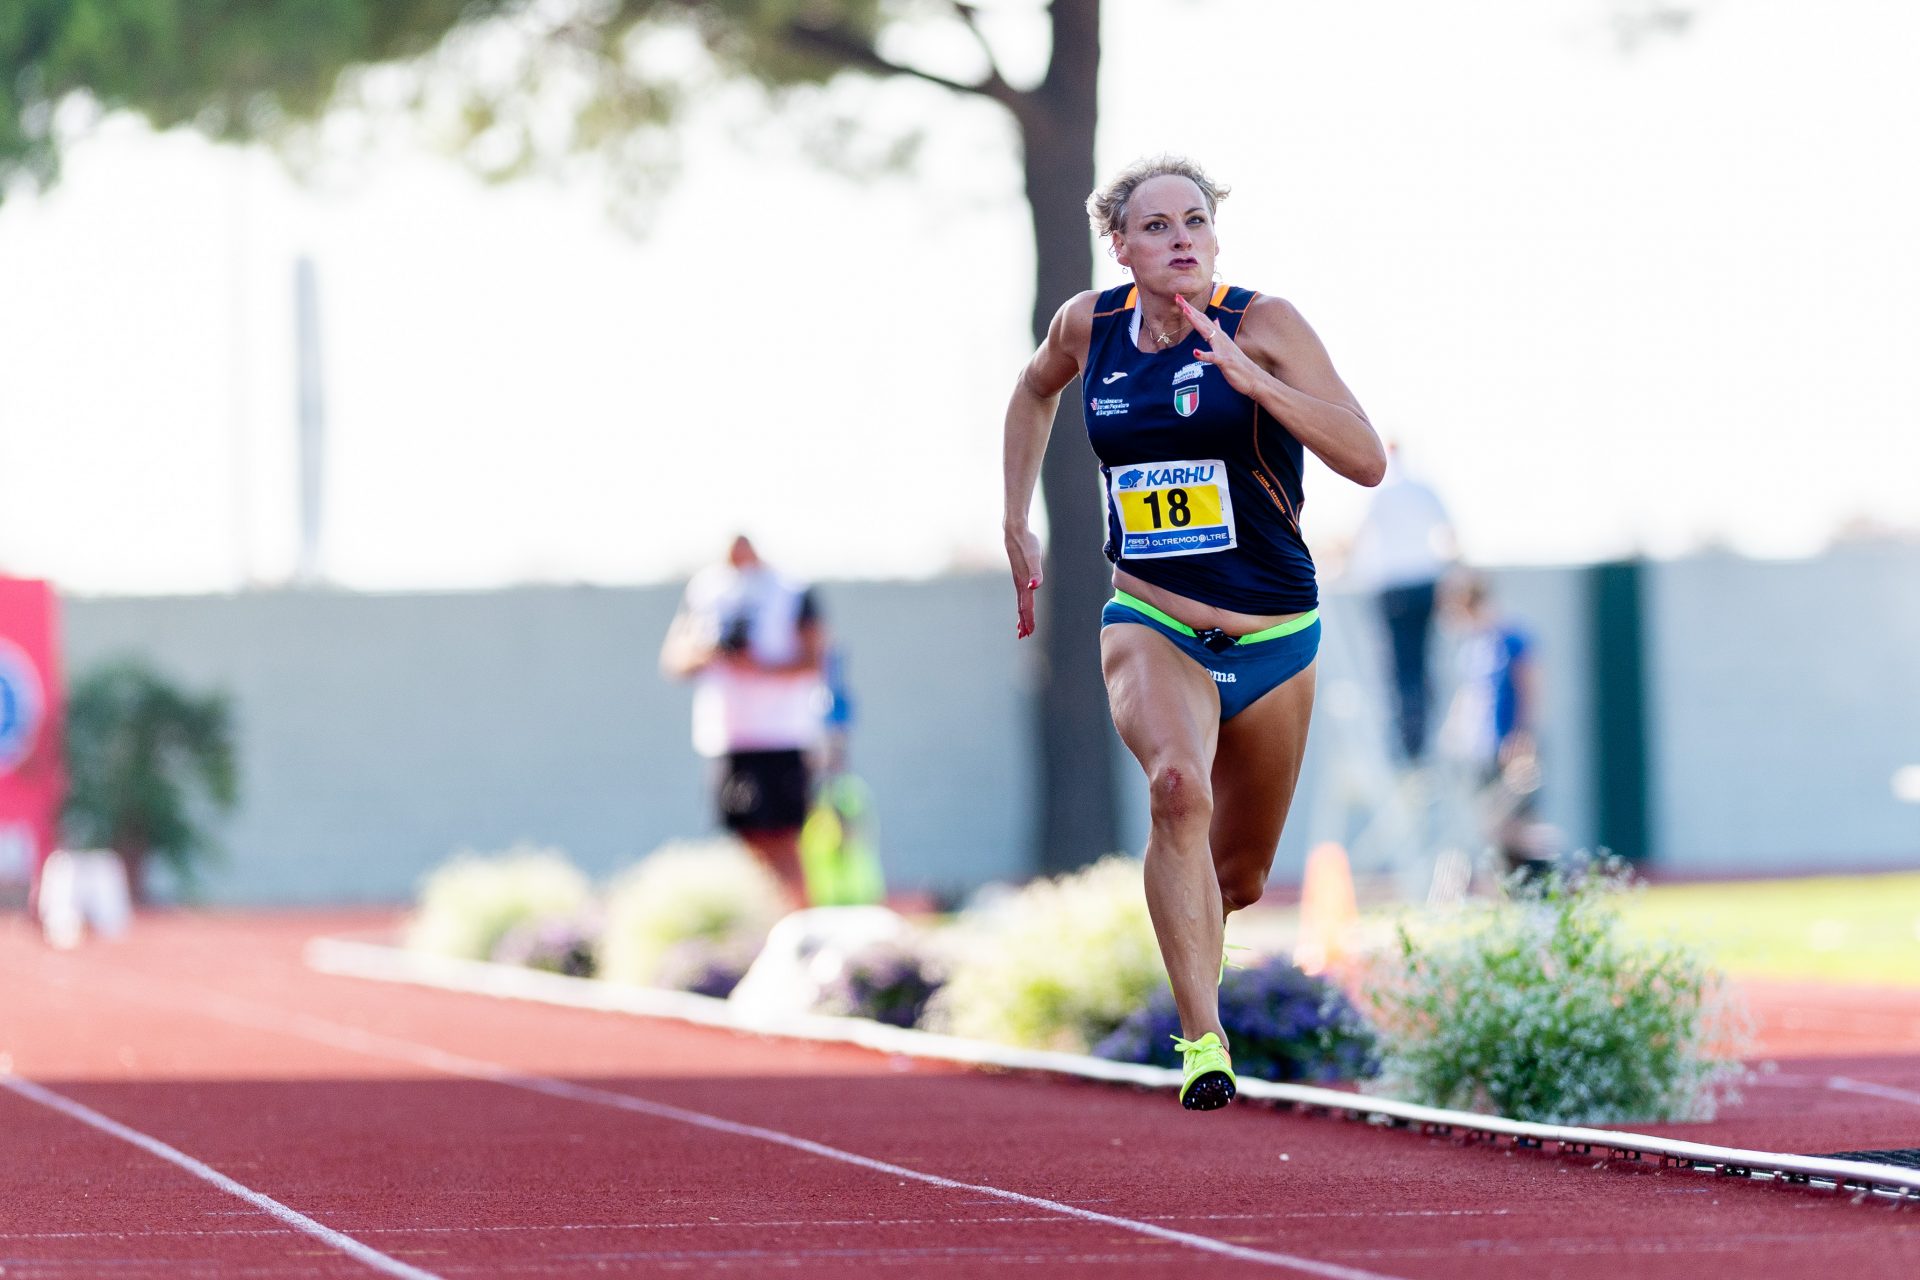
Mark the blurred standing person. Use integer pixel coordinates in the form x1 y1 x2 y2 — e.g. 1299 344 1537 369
1439 570 1548 879
660 536 825 909
1003 155 1385 1110
1347 443 1455 766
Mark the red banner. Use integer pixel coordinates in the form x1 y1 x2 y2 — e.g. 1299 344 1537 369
0 578 64 899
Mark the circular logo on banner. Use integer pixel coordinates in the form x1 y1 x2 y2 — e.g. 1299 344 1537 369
0 637 46 777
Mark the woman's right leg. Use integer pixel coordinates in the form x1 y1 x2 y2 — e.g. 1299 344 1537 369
1101 622 1225 1045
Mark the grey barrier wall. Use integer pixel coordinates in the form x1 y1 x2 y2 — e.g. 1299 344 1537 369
63 576 1035 905
60 546 1919 904
1647 546 1920 874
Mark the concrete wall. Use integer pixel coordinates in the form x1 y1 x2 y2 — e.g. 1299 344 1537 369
1647 545 1920 873
60 545 1920 904
64 576 1032 905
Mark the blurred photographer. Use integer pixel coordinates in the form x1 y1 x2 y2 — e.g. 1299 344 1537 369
660 535 826 908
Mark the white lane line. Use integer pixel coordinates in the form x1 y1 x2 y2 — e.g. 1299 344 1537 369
119 981 1412 1280
1748 1071 1920 1109
0 1073 446 1280
305 938 1920 1195
1824 1076 1920 1108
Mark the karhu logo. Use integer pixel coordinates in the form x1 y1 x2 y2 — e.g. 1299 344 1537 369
1211 670 1236 684
1143 465 1215 486
1116 469 1146 490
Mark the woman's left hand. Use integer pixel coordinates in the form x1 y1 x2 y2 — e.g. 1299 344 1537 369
1179 294 1267 397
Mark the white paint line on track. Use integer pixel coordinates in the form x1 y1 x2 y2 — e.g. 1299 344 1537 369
1824 1076 1920 1108
1749 1071 1920 1110
0 1073 446 1280
106 977 1414 1280
304 937 1920 1199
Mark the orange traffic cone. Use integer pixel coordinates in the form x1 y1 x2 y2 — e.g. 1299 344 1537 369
1293 842 1358 976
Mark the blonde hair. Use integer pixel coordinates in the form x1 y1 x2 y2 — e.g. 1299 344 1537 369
1086 155 1231 239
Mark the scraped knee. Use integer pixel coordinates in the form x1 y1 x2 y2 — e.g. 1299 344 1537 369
1148 761 1213 830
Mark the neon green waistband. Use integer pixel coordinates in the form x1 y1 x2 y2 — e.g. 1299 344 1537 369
1111 591 1319 645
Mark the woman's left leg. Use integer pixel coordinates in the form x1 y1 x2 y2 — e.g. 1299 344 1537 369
1210 662 1317 917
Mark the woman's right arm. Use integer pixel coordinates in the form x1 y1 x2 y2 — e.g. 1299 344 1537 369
1003 293 1095 639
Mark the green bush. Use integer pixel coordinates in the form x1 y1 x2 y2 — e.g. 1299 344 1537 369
925 855 1162 1052
404 846 591 961
62 658 238 901
597 838 786 986
1366 861 1750 1124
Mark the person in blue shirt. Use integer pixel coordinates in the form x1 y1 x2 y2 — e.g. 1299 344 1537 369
1001 156 1385 1109
1440 571 1547 879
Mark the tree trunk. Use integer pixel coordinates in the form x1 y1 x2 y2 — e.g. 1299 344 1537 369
1017 0 1120 873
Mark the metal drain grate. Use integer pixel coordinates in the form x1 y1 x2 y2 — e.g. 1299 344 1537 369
1816 1150 1920 1171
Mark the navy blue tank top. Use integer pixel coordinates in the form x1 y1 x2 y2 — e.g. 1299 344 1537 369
1084 282 1317 614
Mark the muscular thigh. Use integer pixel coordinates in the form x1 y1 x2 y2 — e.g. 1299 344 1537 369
1210 662 1317 869
1101 623 1220 781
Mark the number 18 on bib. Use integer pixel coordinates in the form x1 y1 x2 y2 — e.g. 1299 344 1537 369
1109 459 1237 559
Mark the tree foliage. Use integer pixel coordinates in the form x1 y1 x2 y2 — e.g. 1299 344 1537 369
62 658 239 899
1 0 502 188
1 1 991 198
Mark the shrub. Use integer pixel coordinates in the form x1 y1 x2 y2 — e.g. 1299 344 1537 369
652 935 763 999
405 846 591 961
924 855 1162 1051
1095 955 1378 1083
62 658 238 902
491 913 599 978
1365 860 1750 1124
597 838 786 986
816 935 945 1029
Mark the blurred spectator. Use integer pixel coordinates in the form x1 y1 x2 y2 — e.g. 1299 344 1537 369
1346 443 1455 765
660 536 825 909
1439 570 1551 879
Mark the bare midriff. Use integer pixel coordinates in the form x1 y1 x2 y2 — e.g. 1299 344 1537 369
1112 568 1310 637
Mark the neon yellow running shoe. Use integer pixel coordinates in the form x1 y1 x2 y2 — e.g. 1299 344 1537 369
1171 1032 1237 1111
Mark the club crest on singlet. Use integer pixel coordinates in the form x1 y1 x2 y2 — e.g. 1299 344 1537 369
1108 458 1236 558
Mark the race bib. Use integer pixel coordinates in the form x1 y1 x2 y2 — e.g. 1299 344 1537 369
1109 459 1236 558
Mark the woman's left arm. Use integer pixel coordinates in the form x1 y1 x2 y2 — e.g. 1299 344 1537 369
1179 293 1386 487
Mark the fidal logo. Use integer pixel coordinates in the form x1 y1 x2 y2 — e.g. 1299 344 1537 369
0 637 45 777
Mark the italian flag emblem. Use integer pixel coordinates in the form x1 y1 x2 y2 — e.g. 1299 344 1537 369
1174 385 1199 417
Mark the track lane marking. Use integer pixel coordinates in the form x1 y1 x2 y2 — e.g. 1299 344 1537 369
0 1073 446 1280
1753 1072 1920 1108
1824 1075 1920 1108
113 979 1413 1280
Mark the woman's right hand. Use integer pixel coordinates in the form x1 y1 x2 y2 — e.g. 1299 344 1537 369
1006 526 1044 639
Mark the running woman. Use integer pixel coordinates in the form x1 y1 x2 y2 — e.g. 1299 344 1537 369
1002 156 1385 1110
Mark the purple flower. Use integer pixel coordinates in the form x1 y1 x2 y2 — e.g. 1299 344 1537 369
1094 956 1379 1083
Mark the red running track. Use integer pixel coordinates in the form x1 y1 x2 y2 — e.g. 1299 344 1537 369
2 911 1918 1279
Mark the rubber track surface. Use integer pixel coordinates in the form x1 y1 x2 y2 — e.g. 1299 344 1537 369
2 912 1918 1279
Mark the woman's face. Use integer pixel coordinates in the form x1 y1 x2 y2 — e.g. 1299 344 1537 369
1112 175 1218 297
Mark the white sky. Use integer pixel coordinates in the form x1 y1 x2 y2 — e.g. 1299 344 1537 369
0 0 1915 596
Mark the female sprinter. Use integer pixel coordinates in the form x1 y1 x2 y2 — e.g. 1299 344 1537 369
1002 156 1384 1110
